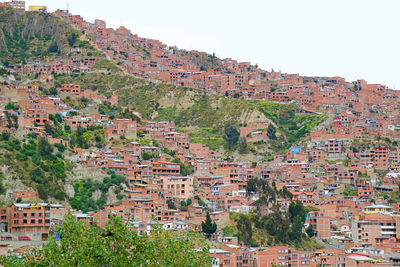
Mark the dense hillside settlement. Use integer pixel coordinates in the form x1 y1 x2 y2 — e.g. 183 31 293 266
1 1 400 265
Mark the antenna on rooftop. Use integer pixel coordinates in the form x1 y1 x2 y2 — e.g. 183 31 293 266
66 2 70 21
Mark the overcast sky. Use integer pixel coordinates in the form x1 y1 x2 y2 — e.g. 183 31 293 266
23 0 400 89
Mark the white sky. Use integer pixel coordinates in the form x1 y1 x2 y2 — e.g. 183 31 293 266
23 0 400 89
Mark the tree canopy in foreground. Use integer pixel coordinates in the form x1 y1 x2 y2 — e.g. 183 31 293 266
0 214 211 266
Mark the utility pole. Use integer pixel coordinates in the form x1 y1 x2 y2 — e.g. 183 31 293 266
66 2 70 22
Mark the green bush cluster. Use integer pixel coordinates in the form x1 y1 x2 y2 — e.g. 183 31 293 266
69 125 105 149
0 136 70 201
255 101 325 152
172 156 194 176
141 151 158 160
0 213 211 266
69 172 125 213
231 178 315 247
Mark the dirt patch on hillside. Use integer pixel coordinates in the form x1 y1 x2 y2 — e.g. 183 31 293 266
157 90 196 110
237 109 270 126
0 166 34 203
64 165 109 197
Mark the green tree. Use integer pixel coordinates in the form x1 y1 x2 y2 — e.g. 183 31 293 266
180 162 194 176
267 124 277 140
38 137 53 156
142 151 155 160
68 32 78 46
48 40 59 53
246 178 276 203
202 212 217 238
246 178 259 195
288 201 307 223
54 143 66 153
167 199 176 209
238 138 247 154
173 157 194 176
55 113 63 123
44 122 57 137
224 124 239 150
5 102 19 110
195 195 206 207
236 214 253 245
306 224 316 237
0 214 211 266
76 125 84 148
281 186 293 199
180 200 188 211
289 215 303 241
4 111 18 129
0 132 10 141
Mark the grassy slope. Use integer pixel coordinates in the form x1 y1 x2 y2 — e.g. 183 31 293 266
55 71 325 154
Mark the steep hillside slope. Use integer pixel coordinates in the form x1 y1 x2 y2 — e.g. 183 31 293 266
0 8 327 210
0 6 89 64
55 71 325 159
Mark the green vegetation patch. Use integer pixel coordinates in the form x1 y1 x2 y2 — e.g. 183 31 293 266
0 7 90 64
0 134 71 201
69 172 125 213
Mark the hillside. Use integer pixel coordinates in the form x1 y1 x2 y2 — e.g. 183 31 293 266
0 6 93 65
0 7 325 160
1 6 386 260
1 2 400 266
0 131 126 207
54 71 325 159
0 134 71 201
0 8 324 201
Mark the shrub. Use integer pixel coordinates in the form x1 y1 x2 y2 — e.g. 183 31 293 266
0 214 211 266
54 143 66 153
48 41 59 53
